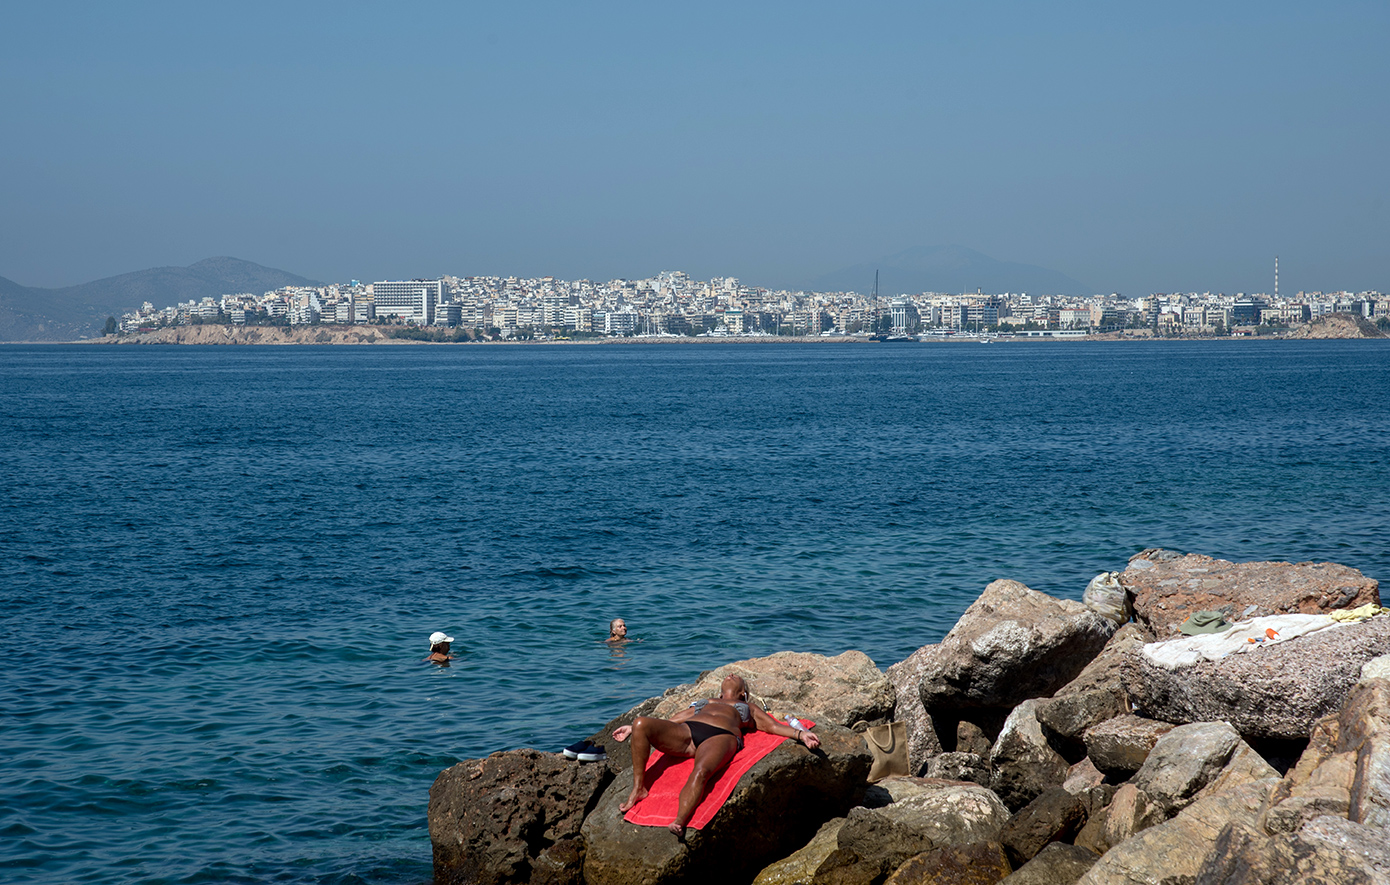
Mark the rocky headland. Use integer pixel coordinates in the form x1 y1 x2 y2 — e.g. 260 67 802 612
1286 313 1386 339
89 324 411 345
427 550 1390 885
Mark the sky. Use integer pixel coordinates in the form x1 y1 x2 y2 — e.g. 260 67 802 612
2 1 1387 296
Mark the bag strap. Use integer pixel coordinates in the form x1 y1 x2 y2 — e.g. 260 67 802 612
864 723 900 752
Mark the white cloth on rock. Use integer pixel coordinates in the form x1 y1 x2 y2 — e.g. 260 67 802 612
1141 614 1345 670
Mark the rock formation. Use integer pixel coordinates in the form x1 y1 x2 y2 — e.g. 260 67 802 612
427 551 1390 885
1121 549 1378 637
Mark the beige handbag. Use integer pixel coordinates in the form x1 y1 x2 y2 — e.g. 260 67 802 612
863 721 909 782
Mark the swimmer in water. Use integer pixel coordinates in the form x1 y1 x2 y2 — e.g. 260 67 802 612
606 618 638 643
424 631 456 664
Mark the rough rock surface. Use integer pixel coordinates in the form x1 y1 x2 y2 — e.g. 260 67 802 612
650 651 896 727
1076 778 1278 885
1286 312 1388 339
925 752 990 787
812 806 938 885
916 580 1119 711
581 724 869 885
114 323 408 345
890 581 1117 773
998 786 1089 867
1264 678 1390 834
1036 688 1126 756
1262 713 1352 834
999 842 1098 885
1194 816 1390 885
1120 549 1380 637
1132 722 1273 820
1343 679 1390 829
874 777 1013 846
990 700 1071 811
753 817 847 885
1061 757 1106 795
956 720 995 758
887 644 946 776
1073 783 1161 856
1124 615 1390 740
1055 623 1154 696
1082 715 1175 777
428 749 612 885
883 842 1013 885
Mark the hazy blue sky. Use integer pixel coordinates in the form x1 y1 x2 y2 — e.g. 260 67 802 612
3 1 1386 295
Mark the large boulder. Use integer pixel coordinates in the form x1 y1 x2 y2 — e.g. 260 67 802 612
891 581 1115 782
998 786 1089 867
887 645 946 776
1036 689 1126 758
812 806 938 885
1061 758 1106 795
1132 722 1278 821
1073 725 1276 858
873 777 1013 846
883 842 1014 885
753 817 847 885
1075 778 1279 885
591 652 893 772
650 651 895 727
1264 678 1390 834
990 700 1071 812
428 749 612 885
1124 616 1390 741
1082 715 1175 778
914 580 1119 712
581 724 870 885
1120 549 1380 637
999 842 1098 885
1193 816 1390 885
1054 623 1154 696
925 752 990 787
1073 782 1161 856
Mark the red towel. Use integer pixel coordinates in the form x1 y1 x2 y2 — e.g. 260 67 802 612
622 720 816 830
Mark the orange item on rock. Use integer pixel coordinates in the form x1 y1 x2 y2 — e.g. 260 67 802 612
1266 628 1279 639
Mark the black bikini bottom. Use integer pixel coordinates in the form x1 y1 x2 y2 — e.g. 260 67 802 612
687 720 743 750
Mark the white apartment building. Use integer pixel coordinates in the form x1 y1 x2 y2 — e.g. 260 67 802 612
371 280 443 324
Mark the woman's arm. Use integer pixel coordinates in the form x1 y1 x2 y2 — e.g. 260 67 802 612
750 705 821 749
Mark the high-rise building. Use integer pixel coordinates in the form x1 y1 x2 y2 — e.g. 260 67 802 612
371 280 443 324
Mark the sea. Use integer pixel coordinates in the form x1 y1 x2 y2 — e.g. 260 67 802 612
2 340 1388 884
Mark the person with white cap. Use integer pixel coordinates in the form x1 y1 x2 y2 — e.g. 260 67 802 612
424 631 456 664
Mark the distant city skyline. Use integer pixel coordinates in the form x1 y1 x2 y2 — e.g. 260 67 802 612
2 3 1386 297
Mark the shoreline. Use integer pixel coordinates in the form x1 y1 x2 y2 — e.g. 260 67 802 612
60 326 1384 347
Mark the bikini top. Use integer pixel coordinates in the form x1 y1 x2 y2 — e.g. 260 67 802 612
689 698 752 722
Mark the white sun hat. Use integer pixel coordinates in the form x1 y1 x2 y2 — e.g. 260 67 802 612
429 631 454 645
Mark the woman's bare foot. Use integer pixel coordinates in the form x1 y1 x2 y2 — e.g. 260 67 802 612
667 821 686 839
619 786 648 812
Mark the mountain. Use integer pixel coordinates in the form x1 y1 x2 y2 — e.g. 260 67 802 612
807 245 1092 296
0 257 322 341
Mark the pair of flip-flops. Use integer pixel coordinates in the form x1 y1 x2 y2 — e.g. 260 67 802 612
561 740 606 762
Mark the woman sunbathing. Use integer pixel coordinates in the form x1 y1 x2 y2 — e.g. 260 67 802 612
611 674 820 837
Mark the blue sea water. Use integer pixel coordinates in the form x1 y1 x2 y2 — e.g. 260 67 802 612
2 340 1388 884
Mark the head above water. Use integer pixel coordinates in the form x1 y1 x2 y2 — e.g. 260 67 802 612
429 631 453 649
720 674 748 702
608 619 627 638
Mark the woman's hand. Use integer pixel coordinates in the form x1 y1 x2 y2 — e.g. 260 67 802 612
612 725 632 742
795 729 821 750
